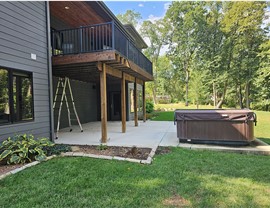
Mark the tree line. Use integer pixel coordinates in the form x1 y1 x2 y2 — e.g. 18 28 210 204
117 1 270 111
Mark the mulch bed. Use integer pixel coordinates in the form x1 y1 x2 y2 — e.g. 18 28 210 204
0 164 24 177
71 145 152 160
0 145 153 178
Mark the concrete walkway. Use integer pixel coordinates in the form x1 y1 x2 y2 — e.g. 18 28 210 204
56 121 270 155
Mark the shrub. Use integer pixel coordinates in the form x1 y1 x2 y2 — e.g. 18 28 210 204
96 144 108 150
252 101 270 112
42 144 71 156
0 134 54 165
146 100 154 113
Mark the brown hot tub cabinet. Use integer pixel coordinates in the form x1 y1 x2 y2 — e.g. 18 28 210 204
174 109 257 145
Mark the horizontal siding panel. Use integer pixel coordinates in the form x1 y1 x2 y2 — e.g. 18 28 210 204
0 122 50 135
10 2 46 24
0 6 47 36
0 125 51 141
0 53 47 69
34 116 50 123
35 106 50 112
0 39 47 59
34 89 49 96
0 61 48 76
35 101 50 108
33 78 50 85
0 45 47 64
29 1 46 13
0 30 47 50
0 32 47 54
0 21 46 44
37 112 51 117
33 84 50 92
33 73 49 80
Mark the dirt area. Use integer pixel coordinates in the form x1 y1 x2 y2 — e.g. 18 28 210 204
155 147 172 155
71 145 152 160
0 164 23 177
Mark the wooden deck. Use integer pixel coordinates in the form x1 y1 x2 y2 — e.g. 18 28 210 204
52 50 153 82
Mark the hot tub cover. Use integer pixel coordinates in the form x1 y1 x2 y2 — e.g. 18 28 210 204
174 109 256 124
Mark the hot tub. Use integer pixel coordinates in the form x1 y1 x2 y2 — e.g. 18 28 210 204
174 109 257 145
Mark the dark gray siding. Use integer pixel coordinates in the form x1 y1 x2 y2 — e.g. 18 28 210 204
53 77 98 129
0 2 51 140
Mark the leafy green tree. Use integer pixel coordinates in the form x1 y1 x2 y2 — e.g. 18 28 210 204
166 1 207 106
116 10 142 27
221 1 267 108
140 19 169 103
255 40 270 110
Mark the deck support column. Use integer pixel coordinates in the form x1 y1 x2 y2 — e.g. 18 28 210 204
134 78 138 126
143 81 146 122
100 63 107 143
121 72 126 133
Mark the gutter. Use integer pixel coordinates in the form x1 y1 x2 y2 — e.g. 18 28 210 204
45 1 55 141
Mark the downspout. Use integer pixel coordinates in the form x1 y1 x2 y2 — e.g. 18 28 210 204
45 1 55 141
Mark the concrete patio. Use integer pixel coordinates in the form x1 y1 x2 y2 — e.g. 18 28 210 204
55 120 270 155
55 121 178 148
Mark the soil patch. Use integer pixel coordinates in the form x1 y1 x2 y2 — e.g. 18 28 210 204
156 146 172 155
163 194 191 207
71 145 152 160
0 164 24 177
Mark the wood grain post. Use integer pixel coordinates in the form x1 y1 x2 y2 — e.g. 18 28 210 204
121 72 126 133
143 81 146 122
100 63 107 143
134 78 138 126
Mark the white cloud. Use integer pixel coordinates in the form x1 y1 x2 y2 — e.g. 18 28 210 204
164 2 171 11
138 3 144 7
148 14 163 23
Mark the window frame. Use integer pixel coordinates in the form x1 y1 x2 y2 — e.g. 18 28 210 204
0 66 34 126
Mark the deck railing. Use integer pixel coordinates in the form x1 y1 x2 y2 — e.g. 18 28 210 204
51 22 153 75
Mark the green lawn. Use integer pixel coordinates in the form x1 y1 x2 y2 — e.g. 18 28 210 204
151 105 270 144
1 148 270 208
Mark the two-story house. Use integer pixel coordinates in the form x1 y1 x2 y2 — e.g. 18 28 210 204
0 1 153 143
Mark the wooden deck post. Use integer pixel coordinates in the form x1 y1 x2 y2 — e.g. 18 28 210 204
134 78 138 126
100 63 107 143
143 81 146 122
121 72 126 133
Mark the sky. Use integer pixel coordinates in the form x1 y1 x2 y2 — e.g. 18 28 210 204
105 1 171 23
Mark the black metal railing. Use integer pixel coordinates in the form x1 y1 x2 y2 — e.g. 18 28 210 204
51 22 152 75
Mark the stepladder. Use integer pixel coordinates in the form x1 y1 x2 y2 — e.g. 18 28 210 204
53 77 83 139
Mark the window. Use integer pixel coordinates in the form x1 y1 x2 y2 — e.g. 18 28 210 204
0 68 33 124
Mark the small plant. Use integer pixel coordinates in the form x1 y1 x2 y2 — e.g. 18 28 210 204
146 100 154 113
0 134 54 165
42 144 71 156
96 144 108 151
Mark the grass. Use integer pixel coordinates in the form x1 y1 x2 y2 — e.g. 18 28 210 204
0 148 270 208
151 103 270 144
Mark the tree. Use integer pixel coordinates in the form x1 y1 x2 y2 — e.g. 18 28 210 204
140 18 169 103
221 2 267 108
116 10 142 27
166 2 207 106
255 40 270 110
